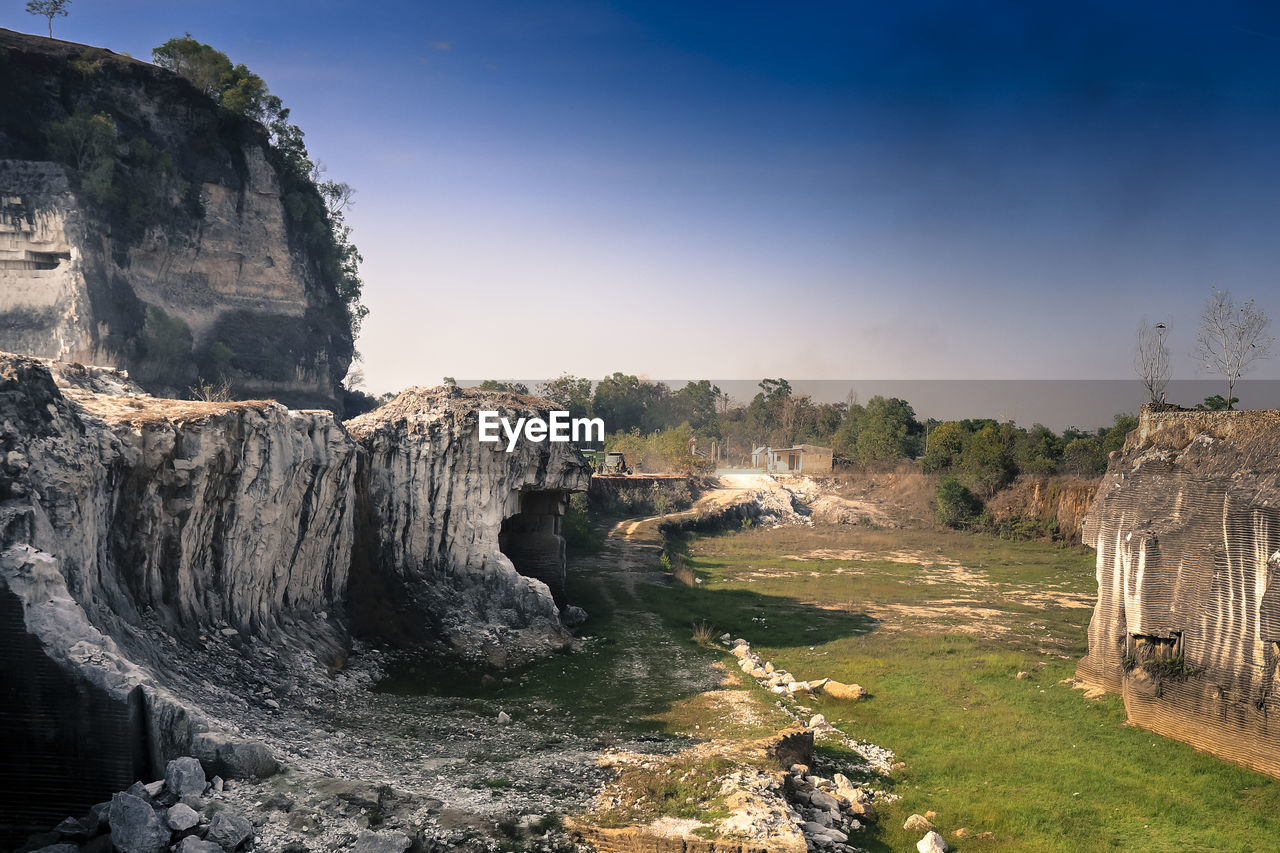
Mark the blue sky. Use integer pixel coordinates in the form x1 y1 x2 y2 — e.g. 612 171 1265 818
10 1 1280 392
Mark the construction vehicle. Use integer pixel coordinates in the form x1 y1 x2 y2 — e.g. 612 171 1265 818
583 450 632 474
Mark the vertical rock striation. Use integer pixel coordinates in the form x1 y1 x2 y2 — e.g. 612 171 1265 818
346 386 592 662
0 356 592 840
1078 405 1280 776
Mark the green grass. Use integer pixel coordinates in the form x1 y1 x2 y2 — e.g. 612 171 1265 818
663 523 1280 852
375 516 1280 851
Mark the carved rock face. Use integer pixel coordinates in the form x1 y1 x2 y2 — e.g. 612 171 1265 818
0 28 353 412
1079 406 1280 777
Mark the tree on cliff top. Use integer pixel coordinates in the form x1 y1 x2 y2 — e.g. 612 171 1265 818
26 0 70 38
1133 318 1171 403
1194 289 1274 410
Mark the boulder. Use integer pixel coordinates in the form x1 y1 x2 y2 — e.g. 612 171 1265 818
167 802 201 832
165 757 208 798
809 790 840 812
108 792 169 853
904 814 935 832
352 830 413 853
53 816 89 840
562 605 588 628
821 680 868 701
205 811 254 851
917 830 949 853
174 839 227 853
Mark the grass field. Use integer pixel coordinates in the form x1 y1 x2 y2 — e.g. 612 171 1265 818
378 517 1280 851
653 523 1280 852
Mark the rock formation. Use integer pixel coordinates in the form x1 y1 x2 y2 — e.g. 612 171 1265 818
1078 405 1280 776
347 386 591 661
0 28 354 411
0 354 590 843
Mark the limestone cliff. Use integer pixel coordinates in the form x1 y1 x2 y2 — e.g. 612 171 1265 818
0 354 591 840
0 28 353 411
347 386 593 662
1078 405 1280 776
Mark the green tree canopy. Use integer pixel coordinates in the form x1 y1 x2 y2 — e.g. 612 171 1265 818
538 374 594 420
854 396 923 465
26 0 70 38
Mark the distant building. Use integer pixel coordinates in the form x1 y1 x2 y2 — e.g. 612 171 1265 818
754 444 834 475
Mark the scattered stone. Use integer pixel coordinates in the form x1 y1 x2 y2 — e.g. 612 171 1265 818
925 810 937 820
53 816 88 840
953 828 970 838
810 790 840 811
561 605 588 627
211 776 225 793
84 802 111 834
807 714 832 730
264 698 281 710
167 802 200 832
124 781 152 802
174 839 225 853
205 811 254 850
904 814 935 833
1016 671 1031 680
31 844 78 853
821 680 868 701
109 791 169 853
219 627 240 637
166 757 208 798
351 830 413 853
142 780 165 798
916 830 949 853
497 710 512 724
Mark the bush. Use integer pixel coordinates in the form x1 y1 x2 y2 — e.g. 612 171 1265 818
936 474 983 529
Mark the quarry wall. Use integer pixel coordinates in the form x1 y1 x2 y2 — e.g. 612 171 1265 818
1078 405 1280 776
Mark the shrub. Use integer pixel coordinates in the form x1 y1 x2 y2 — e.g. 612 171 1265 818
936 474 983 529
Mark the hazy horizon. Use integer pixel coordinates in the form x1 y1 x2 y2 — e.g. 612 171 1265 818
451 378 1280 433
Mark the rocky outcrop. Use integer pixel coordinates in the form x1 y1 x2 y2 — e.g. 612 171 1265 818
1078 405 1280 776
347 386 592 662
0 28 353 410
0 351 357 840
0 355 591 843
985 474 1098 539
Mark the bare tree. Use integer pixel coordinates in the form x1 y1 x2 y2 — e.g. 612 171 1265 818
26 0 70 38
1133 319 1171 403
1194 289 1274 410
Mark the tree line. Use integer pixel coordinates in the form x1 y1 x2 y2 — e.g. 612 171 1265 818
473 374 1138 482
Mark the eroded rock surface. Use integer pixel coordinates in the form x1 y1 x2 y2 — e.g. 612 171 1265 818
347 385 591 662
1078 405 1280 776
0 355 591 844
0 28 354 410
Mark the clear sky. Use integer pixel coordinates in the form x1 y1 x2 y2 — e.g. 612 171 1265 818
10 1 1280 393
